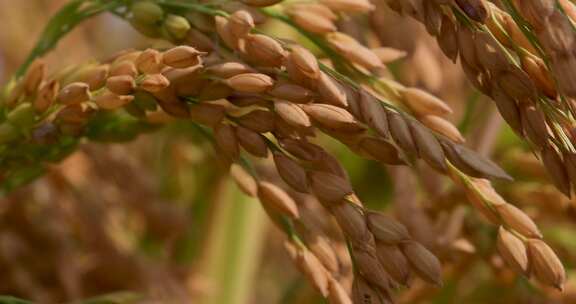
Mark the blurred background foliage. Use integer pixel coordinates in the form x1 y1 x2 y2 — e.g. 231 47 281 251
0 0 576 303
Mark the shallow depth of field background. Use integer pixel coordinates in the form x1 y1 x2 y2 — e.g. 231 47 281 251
0 1 576 303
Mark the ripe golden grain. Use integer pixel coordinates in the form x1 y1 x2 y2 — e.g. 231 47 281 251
257 181 300 219
401 87 452 117
225 73 274 93
58 83 90 105
366 211 411 244
94 92 134 110
288 46 321 80
106 75 135 95
317 73 348 107
274 99 312 129
308 171 353 204
236 126 269 158
497 227 529 275
135 48 163 74
269 83 315 104
527 239 566 291
401 241 443 286
214 123 240 160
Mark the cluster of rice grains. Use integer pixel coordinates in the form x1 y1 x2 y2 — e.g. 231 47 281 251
0 0 570 302
382 0 576 198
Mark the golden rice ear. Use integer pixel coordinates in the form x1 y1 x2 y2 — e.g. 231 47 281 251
6 0 576 298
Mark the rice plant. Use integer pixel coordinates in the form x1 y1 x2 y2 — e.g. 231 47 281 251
0 0 574 303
